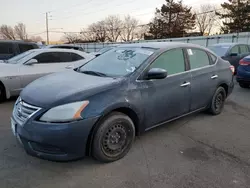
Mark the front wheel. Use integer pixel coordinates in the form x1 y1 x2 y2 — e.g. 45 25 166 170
208 87 226 115
92 112 135 163
0 84 6 102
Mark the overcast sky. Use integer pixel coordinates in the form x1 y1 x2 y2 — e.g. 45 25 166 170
0 0 226 41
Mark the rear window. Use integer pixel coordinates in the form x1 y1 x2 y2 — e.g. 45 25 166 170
0 43 14 54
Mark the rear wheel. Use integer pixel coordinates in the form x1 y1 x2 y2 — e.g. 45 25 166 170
239 82 249 88
208 87 226 115
92 112 135 163
0 84 6 102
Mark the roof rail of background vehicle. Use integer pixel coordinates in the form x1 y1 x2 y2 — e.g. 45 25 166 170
0 39 38 44
116 41 209 50
209 43 247 46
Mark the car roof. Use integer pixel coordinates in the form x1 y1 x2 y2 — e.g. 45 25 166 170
46 44 82 48
28 48 86 53
116 42 208 50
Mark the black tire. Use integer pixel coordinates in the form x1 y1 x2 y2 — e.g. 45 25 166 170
239 82 249 88
92 112 135 163
0 83 6 102
208 87 226 115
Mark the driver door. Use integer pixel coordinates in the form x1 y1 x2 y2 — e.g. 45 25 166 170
19 52 73 88
139 48 191 129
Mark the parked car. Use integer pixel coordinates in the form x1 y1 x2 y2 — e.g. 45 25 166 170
0 48 94 101
11 42 234 162
207 43 250 73
0 40 39 60
45 44 85 51
236 55 250 88
91 46 118 57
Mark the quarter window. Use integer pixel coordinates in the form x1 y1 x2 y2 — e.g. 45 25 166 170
240 45 249 54
150 48 185 75
187 48 210 69
230 46 239 54
71 53 83 61
209 53 217 64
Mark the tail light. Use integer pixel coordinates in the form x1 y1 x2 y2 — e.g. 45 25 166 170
239 59 250 66
230 65 235 74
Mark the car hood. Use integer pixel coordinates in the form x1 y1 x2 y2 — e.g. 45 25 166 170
21 70 123 108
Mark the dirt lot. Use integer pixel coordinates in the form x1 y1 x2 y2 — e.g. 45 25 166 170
0 83 250 188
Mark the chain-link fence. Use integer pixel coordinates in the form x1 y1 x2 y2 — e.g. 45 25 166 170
74 32 250 53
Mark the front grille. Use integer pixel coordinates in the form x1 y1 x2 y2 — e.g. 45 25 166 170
13 98 41 126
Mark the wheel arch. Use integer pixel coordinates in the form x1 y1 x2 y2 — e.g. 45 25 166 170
218 82 229 96
0 79 9 99
85 104 141 156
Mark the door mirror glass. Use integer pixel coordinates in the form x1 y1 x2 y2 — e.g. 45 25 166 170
147 68 167 80
230 53 238 57
25 59 38 65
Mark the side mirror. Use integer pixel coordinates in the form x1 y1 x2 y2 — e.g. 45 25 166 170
230 53 238 57
25 59 38 65
146 68 167 80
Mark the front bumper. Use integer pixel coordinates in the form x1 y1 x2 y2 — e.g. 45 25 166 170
11 116 99 161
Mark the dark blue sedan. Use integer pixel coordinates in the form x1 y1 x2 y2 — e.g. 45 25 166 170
237 56 250 88
11 42 234 162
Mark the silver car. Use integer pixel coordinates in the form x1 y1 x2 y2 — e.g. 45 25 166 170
0 48 94 101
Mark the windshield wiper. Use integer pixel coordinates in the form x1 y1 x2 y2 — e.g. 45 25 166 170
80 70 108 77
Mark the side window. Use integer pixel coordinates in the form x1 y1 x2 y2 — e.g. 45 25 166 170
150 48 185 75
0 43 14 54
56 52 73 62
187 48 210 69
33 52 62 63
18 44 35 53
71 53 84 61
240 45 249 54
209 53 217 65
230 45 239 54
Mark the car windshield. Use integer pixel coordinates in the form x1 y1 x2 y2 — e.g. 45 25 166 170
8 50 35 64
207 45 230 57
79 47 155 77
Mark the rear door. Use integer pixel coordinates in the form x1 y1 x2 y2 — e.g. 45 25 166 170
19 52 73 88
186 48 218 111
227 45 241 70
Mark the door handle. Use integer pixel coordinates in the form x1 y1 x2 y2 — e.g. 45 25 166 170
211 75 218 79
65 65 74 69
180 82 190 87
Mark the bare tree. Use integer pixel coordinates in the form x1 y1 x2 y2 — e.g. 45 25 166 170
14 23 28 40
120 15 139 41
105 15 122 42
86 21 107 42
0 25 16 40
29 36 43 42
134 24 149 40
195 4 217 36
62 33 81 43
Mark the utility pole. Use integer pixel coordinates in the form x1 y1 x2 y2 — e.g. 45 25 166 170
46 12 49 45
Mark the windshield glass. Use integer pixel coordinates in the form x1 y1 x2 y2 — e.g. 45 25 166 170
8 50 35 63
79 47 155 77
207 45 230 57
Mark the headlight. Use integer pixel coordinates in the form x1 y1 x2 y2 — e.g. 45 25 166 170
39 101 89 123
